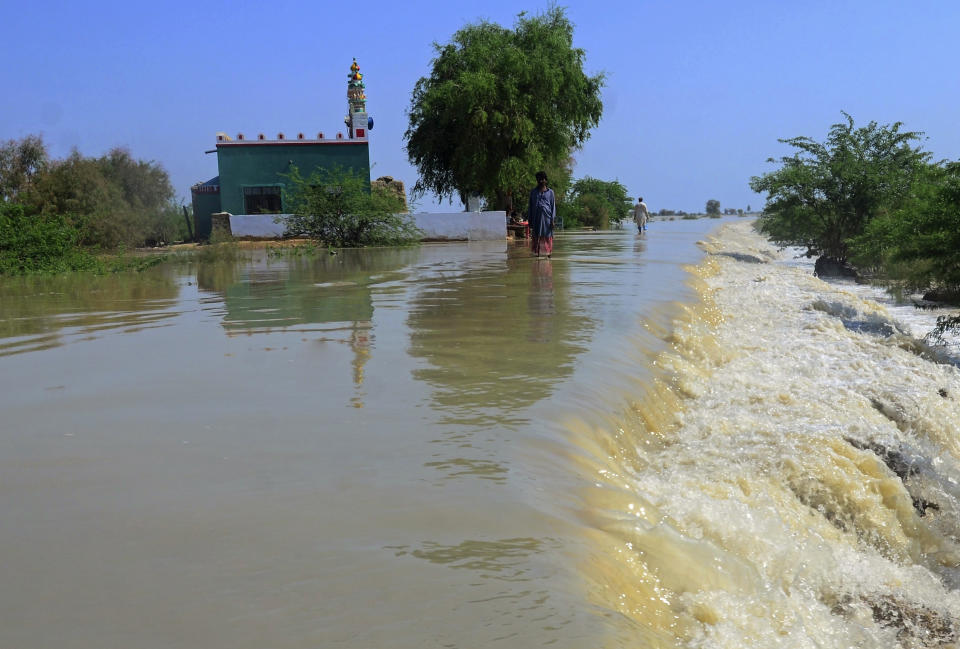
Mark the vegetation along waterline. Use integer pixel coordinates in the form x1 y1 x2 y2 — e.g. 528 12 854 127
751 112 960 341
0 134 189 275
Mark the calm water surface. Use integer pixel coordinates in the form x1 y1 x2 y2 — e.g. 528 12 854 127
1 221 722 648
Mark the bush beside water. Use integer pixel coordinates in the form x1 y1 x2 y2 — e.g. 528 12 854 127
0 202 165 276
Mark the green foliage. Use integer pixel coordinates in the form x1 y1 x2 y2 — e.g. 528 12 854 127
705 199 721 215
571 193 609 229
851 161 960 292
0 202 161 275
0 202 97 274
266 243 323 259
405 6 604 210
26 147 181 249
190 243 246 264
4 136 186 250
751 113 929 262
283 167 420 247
561 176 631 229
928 314 960 346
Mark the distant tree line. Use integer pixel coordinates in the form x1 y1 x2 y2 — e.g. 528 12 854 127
751 112 960 339
0 134 187 274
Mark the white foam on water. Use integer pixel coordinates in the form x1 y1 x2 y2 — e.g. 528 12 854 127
781 249 960 360
579 221 960 648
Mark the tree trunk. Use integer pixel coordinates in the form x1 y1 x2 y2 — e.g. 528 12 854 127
814 256 859 279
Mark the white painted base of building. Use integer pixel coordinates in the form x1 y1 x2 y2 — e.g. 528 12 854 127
412 211 506 241
228 214 290 238
223 211 507 241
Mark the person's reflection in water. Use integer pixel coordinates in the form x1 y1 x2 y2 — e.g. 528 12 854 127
633 236 648 256
527 259 555 344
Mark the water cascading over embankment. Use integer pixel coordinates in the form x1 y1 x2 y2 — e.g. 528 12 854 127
569 221 960 648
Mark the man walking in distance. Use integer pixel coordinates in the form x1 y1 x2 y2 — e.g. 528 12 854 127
634 197 649 233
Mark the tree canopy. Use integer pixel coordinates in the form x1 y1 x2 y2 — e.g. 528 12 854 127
405 7 604 210
0 135 48 201
851 160 960 293
750 113 929 264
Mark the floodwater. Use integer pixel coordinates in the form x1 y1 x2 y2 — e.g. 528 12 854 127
2 218 958 648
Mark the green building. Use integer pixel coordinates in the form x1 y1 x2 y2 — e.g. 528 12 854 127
191 59 371 240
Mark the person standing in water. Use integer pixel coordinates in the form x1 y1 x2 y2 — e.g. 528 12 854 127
528 171 556 258
634 197 649 232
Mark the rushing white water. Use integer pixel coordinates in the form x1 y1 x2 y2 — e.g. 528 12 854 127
577 220 960 648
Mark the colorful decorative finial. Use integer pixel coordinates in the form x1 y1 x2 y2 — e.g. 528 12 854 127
345 58 369 139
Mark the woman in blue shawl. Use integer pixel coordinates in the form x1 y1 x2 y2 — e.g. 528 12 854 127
527 171 556 258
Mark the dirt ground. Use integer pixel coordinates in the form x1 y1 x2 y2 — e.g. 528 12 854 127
151 238 316 253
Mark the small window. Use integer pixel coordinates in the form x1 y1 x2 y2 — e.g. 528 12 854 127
243 186 282 214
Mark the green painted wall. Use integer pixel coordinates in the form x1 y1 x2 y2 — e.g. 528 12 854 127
216 142 371 215
190 190 221 240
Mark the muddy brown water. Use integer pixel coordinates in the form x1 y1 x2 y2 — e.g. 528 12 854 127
1 221 723 648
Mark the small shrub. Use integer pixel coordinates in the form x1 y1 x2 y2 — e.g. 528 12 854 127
284 167 420 247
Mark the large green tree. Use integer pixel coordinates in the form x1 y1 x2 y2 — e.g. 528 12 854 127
750 113 929 267
405 7 604 211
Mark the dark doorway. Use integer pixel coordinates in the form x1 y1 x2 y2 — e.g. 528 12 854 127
243 186 283 214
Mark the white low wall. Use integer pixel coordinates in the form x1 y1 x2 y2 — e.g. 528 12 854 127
228 214 289 238
224 211 506 241
413 211 506 241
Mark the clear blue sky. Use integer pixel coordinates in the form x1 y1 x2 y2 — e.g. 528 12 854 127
3 0 959 213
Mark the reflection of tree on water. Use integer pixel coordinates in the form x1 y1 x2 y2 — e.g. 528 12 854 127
218 268 374 334
407 256 595 426
197 247 417 406
406 251 596 483
0 270 179 356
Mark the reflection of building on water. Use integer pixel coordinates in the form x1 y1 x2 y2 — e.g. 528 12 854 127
219 270 373 334
195 248 423 407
